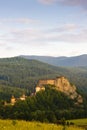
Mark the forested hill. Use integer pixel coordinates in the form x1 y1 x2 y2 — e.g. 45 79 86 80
20 54 87 67
0 57 87 100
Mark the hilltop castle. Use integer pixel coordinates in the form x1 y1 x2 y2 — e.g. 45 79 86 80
36 76 83 103
36 76 75 94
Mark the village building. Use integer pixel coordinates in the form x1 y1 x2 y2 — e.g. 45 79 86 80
9 94 27 105
19 94 26 101
11 95 16 105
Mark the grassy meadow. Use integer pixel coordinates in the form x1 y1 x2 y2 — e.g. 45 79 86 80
0 119 86 130
69 118 87 129
69 118 87 125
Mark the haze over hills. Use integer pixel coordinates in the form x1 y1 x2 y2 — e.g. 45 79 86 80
20 54 87 67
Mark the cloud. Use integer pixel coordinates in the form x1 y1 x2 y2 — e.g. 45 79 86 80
0 28 48 48
38 0 87 9
0 42 6 46
10 28 42 43
38 0 56 4
60 0 87 7
0 22 87 48
45 29 87 43
0 24 87 58
0 18 38 24
50 24 78 33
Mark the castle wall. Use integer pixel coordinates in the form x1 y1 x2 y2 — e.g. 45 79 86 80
38 80 48 87
38 79 55 87
47 80 55 85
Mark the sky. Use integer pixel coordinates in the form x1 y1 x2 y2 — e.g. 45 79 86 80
0 0 87 58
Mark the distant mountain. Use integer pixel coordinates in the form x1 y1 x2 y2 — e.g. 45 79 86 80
20 54 87 67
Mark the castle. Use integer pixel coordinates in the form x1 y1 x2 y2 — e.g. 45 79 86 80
5 76 83 106
36 76 75 94
36 76 83 103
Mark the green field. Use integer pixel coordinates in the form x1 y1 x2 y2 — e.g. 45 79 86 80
69 118 87 125
0 119 86 130
69 118 87 129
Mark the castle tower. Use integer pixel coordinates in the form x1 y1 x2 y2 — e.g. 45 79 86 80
35 86 45 93
36 86 41 93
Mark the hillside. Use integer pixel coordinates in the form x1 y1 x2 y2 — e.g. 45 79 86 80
0 57 87 100
0 87 86 121
20 54 87 67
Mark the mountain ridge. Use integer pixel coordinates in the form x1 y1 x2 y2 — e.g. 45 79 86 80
20 54 87 67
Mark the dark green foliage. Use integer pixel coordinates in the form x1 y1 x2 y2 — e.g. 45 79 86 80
0 87 86 123
0 85 25 101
